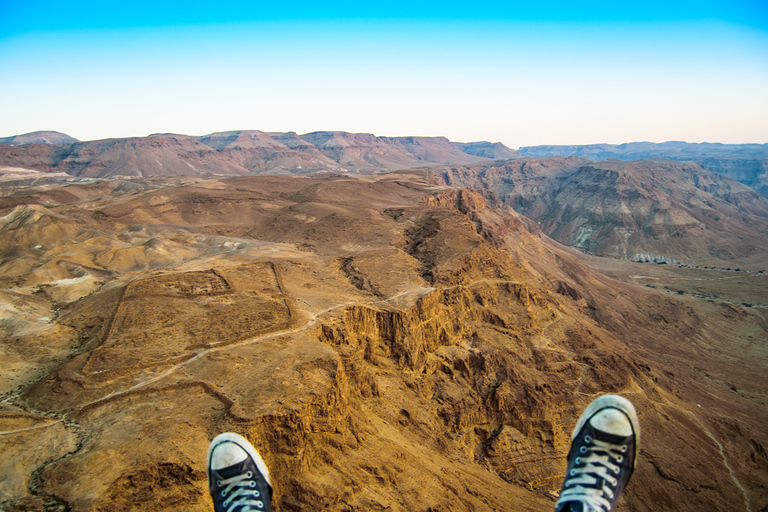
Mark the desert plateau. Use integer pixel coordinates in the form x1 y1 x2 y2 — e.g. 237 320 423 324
0 131 767 512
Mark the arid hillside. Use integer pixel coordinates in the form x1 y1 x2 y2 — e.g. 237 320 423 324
434 158 768 268
0 173 766 511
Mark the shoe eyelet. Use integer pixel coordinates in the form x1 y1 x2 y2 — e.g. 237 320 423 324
584 435 592 442
254 490 260 496
216 480 223 487
575 457 581 465
617 455 623 462
614 466 620 474
246 471 253 478
612 478 618 486
621 445 627 452
255 501 263 507
580 446 587 454
250 481 256 487
221 491 227 497
570 469 576 476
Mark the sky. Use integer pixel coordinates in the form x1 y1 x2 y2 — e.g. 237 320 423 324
1 1 767 148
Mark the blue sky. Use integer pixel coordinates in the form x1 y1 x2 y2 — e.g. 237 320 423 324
1 1 767 147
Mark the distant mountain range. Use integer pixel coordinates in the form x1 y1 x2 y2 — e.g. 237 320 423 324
518 141 768 197
3 132 765 198
0 130 519 178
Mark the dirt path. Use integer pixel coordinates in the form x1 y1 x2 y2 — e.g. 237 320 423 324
687 410 752 512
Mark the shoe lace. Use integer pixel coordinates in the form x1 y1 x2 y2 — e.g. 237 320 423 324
216 471 266 511
559 435 628 512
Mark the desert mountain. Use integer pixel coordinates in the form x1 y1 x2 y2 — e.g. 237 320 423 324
0 131 509 179
518 141 768 197
434 158 768 268
0 131 79 147
0 172 766 511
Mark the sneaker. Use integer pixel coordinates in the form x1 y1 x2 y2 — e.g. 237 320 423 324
207 432 273 512
554 395 640 512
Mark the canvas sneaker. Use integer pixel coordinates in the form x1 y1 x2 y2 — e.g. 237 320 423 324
554 395 640 512
207 433 273 512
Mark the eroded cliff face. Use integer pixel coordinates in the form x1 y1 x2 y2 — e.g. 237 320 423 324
0 175 766 511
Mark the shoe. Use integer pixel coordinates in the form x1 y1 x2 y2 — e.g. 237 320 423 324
207 433 273 512
554 395 639 512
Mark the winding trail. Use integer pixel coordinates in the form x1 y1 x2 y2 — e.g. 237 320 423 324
533 311 563 351
0 419 62 436
687 410 752 512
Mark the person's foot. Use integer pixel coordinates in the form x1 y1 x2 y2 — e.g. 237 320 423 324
207 433 272 512
554 395 640 512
